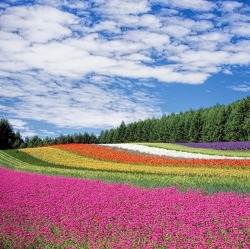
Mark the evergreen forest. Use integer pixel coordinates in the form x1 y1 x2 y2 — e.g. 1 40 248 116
99 96 250 143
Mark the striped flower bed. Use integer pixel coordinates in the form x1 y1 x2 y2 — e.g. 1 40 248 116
19 147 249 178
51 143 250 168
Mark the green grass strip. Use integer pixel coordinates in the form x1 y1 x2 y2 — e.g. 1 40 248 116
140 143 250 157
0 150 249 193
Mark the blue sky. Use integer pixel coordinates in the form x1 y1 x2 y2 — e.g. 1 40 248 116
0 0 250 138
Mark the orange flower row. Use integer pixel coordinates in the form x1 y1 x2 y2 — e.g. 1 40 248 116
51 144 250 168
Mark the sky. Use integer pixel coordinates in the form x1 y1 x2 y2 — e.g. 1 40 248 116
0 0 250 138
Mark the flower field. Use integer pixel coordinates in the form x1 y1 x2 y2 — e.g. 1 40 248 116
0 142 250 248
1 167 250 249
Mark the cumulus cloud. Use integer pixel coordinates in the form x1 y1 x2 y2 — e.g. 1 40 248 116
39 130 57 136
8 118 37 137
8 119 27 130
230 84 250 92
1 72 162 128
170 0 216 11
0 5 77 43
220 1 243 12
152 0 216 11
0 0 250 133
98 0 150 16
230 22 250 37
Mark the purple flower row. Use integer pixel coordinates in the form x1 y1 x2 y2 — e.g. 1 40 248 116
176 141 250 150
1 167 249 249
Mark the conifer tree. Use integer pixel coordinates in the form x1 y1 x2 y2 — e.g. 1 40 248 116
0 118 15 149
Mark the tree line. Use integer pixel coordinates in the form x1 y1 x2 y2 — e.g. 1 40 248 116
0 120 98 150
1 96 249 149
99 96 250 143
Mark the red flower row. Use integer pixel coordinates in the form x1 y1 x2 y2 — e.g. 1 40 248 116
51 144 250 168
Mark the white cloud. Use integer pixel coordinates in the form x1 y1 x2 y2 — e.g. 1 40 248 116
185 31 232 51
195 32 231 43
40 130 57 136
229 84 250 92
92 21 119 33
161 16 213 35
196 13 216 19
162 25 191 38
220 1 243 12
170 0 216 11
0 5 77 43
151 0 216 11
0 31 30 53
223 40 250 53
35 0 63 8
223 68 233 75
7 118 37 137
64 1 89 10
21 130 38 138
123 53 153 62
8 119 27 130
169 50 229 67
230 22 250 37
100 0 150 16
1 72 162 128
35 0 89 10
227 52 250 65
123 30 170 50
140 14 162 29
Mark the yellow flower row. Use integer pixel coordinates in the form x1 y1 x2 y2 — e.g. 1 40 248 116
21 147 250 178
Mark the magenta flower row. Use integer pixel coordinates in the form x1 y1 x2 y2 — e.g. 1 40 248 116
1 167 249 248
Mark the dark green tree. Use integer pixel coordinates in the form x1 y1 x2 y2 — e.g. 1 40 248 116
140 120 150 142
134 121 144 142
243 112 250 140
225 98 250 141
12 131 24 149
99 130 109 144
106 129 115 143
111 121 126 143
124 123 136 142
28 135 43 147
149 118 158 142
188 110 203 142
0 118 15 149
43 136 53 146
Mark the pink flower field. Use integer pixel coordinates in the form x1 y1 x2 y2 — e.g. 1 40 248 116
0 167 249 249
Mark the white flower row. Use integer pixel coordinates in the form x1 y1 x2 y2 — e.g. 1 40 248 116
101 143 249 160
